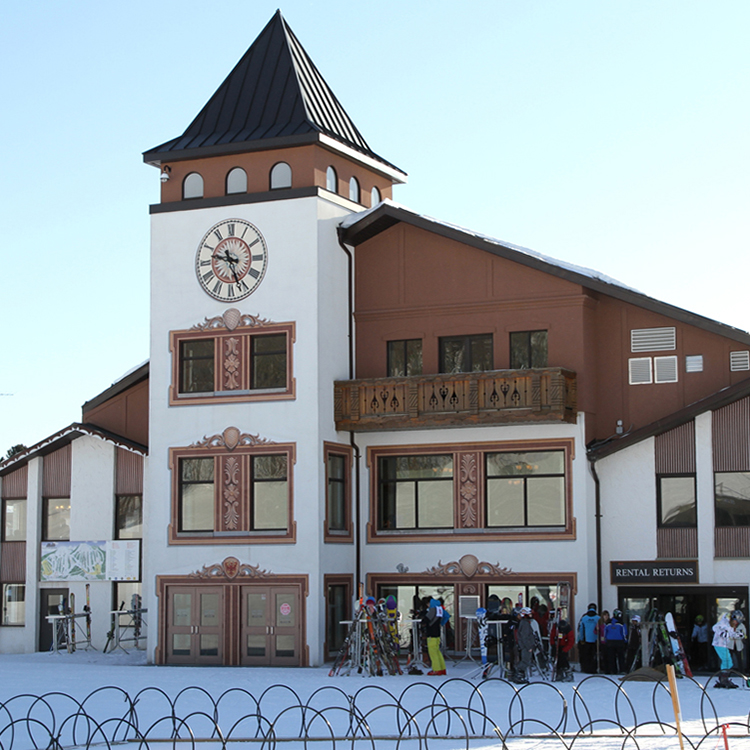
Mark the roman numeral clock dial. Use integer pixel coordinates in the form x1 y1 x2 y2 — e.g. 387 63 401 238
195 219 268 302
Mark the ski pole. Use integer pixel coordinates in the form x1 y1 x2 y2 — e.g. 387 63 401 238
666 663 685 750
721 723 729 750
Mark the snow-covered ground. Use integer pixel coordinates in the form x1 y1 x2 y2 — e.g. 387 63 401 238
0 651 748 749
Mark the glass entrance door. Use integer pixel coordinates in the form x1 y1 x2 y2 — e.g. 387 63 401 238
241 585 300 666
166 586 223 665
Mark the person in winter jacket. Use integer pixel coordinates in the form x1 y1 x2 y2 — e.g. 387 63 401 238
604 609 628 674
577 604 600 674
514 607 536 682
596 610 611 672
626 615 642 672
712 613 739 688
422 598 446 675
691 615 709 670
728 610 746 673
550 619 575 680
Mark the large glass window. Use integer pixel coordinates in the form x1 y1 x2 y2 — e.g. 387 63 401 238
251 334 287 389
439 334 493 374
2 584 25 626
180 458 215 532
715 472 750 526
116 495 143 539
387 339 423 377
3 498 26 541
658 475 696 527
43 498 71 541
180 339 215 394
252 455 288 530
486 451 565 527
510 330 548 369
378 455 453 529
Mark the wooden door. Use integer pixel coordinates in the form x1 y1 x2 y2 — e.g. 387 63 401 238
166 586 223 665
241 585 300 666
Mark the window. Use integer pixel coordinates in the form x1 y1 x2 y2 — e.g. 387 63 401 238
324 443 352 540
171 322 295 404
510 331 548 370
171 442 295 543
180 339 215 393
658 475 696 527
1 584 24 626
378 455 453 530
349 177 360 203
116 495 143 539
326 166 337 193
3 498 26 541
486 451 565 527
439 334 493 374
387 339 423 377
183 172 204 200
43 498 70 541
251 334 287 389
730 351 750 371
226 167 247 195
715 472 750 527
371 186 381 206
270 162 292 190
325 576 352 659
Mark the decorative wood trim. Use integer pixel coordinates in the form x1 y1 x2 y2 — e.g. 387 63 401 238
323 442 354 543
189 556 272 579
457 452 480 528
169 321 296 406
168 437 296 545
422 554 512 578
366 438 576 543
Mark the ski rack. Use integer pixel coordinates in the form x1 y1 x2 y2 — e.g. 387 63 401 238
455 614 479 665
108 606 147 653
45 611 95 654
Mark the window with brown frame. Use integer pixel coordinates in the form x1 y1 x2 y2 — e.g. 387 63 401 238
324 443 353 542
170 322 295 405
169 440 296 545
368 439 575 543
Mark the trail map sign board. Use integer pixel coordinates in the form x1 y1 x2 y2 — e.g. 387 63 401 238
40 540 140 581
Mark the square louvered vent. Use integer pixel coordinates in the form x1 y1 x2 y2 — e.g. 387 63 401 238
629 357 653 385
655 356 678 383
631 327 676 352
730 351 750 371
685 355 703 373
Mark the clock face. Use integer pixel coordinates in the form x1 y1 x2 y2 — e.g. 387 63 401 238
195 219 268 302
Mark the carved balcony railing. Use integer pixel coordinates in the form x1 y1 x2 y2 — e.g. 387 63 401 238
334 368 577 432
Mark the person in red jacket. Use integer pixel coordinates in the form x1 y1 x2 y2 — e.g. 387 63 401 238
550 619 575 681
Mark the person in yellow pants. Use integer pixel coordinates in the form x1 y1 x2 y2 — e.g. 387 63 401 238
423 598 446 675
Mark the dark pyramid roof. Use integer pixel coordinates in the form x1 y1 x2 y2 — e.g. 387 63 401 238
144 11 404 176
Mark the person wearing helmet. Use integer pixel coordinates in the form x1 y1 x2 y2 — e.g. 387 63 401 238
691 614 709 671
626 615 642 672
577 603 600 674
513 607 535 683
728 612 746 673
604 609 627 674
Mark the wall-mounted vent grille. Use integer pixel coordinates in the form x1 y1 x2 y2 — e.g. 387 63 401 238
629 357 653 385
631 327 676 352
730 351 750 371
654 356 678 383
685 355 703 373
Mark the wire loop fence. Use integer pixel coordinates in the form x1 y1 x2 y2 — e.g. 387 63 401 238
0 673 748 749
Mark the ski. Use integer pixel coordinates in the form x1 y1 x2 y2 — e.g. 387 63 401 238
69 592 76 653
665 612 692 677
476 607 488 676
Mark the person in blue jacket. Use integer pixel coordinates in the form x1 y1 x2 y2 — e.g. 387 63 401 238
604 608 628 674
577 603 600 673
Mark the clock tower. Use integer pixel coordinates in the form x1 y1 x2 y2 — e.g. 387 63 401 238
141 11 406 666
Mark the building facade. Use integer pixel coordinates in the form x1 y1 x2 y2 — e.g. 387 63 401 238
2 11 749 664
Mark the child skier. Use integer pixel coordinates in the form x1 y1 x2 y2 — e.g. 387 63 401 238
550 619 575 681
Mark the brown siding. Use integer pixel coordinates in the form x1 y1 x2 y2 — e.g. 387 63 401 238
84 378 149 447
116 449 144 495
0 541 26 582
715 527 750 558
42 445 71 497
1 465 28 499
657 527 697 559
712 396 750 472
655 422 696 474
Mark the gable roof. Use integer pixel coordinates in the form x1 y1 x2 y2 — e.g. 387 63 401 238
143 11 404 178
340 200 750 346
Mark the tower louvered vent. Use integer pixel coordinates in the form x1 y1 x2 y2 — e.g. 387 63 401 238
631 327 676 352
629 358 653 385
730 351 750 371
654 356 678 383
685 355 703 373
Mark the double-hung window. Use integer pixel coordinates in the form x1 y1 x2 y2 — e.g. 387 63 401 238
324 443 352 541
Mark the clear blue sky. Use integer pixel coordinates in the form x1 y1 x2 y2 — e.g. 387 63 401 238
1 0 748 454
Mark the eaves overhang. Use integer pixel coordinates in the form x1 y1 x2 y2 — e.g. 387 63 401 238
82 362 149 413
340 202 750 347
0 423 148 475
588 375 750 461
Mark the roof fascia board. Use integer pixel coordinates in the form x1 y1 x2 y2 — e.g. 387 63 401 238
317 134 407 183
341 205 750 346
149 186 320 215
82 363 149 412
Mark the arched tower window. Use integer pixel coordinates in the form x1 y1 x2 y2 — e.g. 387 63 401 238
326 166 338 193
226 167 247 195
270 162 292 190
371 186 381 206
183 172 204 200
349 176 360 203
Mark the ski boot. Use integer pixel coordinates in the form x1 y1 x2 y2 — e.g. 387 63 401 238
714 672 738 689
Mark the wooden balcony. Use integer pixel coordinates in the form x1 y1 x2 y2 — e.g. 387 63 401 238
334 368 577 432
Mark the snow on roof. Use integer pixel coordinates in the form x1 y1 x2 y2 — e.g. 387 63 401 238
340 199 641 294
